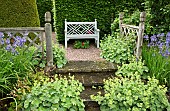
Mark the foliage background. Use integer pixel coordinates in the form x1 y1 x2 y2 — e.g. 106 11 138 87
36 0 53 28
53 0 114 42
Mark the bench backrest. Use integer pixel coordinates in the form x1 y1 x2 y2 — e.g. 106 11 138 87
65 19 97 35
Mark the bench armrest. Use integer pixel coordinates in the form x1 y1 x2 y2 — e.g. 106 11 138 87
64 30 67 33
95 29 100 32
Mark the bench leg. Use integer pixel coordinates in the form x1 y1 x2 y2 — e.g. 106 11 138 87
65 39 67 48
97 39 99 48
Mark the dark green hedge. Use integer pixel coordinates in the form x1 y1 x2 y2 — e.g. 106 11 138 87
0 0 40 27
53 0 114 42
36 0 53 27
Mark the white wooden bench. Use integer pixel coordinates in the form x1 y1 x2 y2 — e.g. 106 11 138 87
64 19 100 48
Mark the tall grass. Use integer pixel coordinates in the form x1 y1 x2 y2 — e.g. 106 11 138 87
142 45 170 87
0 48 34 97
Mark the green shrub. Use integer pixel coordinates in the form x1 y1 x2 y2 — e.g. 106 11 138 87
91 76 170 111
100 34 136 64
19 75 85 111
116 57 149 79
0 0 40 27
52 0 114 42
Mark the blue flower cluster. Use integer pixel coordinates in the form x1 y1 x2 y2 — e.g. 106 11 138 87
144 32 170 57
0 32 27 54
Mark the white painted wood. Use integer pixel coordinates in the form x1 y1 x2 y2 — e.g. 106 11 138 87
65 19 100 48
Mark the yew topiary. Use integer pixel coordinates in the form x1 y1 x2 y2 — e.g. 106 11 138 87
0 0 40 27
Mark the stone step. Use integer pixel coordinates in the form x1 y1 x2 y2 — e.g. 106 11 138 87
59 72 114 86
84 100 100 111
81 86 104 100
51 61 118 111
54 61 118 73
54 61 118 86
81 86 104 111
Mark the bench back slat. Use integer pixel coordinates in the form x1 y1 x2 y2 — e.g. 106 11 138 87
64 19 99 48
65 19 97 35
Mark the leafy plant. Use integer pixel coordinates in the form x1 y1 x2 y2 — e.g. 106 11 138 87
91 75 170 111
30 46 46 69
8 71 48 111
116 57 148 79
100 34 136 64
18 75 85 111
53 44 67 68
74 40 90 49
31 44 67 68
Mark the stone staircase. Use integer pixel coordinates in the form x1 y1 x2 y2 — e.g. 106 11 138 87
54 61 118 111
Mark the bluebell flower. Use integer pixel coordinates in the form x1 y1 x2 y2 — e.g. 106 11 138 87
22 37 26 43
11 48 16 54
0 32 4 38
6 38 10 44
160 33 164 37
165 50 170 56
166 32 170 37
6 44 11 51
158 42 164 49
7 32 12 37
144 35 149 40
0 39 4 45
157 33 165 37
150 35 157 42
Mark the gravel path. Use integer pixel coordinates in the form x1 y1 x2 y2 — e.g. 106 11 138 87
51 32 104 61
66 44 105 61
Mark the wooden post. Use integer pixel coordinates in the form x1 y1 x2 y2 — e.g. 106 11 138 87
136 12 146 59
45 12 53 67
119 12 124 37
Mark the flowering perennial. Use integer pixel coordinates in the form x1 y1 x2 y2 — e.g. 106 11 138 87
144 32 170 57
0 32 27 54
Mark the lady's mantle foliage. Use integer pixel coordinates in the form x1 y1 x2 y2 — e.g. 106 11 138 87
91 75 170 111
20 76 85 111
116 57 148 79
100 34 136 64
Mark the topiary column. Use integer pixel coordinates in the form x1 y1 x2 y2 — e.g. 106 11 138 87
0 0 40 27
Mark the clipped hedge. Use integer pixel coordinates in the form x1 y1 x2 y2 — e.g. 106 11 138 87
53 0 114 42
0 0 40 27
36 0 53 27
